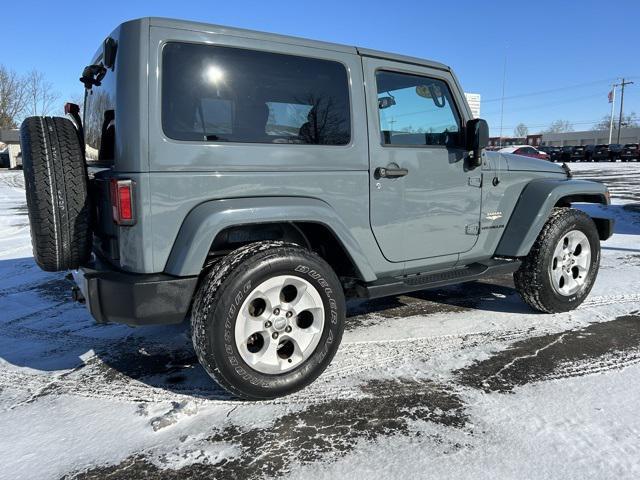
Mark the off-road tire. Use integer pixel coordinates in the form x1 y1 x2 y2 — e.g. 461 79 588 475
191 241 345 400
20 116 91 271
514 207 600 313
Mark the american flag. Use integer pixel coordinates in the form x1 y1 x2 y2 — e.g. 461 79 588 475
608 90 614 103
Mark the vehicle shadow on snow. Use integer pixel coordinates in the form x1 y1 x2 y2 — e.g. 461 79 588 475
0 256 536 401
347 274 534 328
82 273 534 401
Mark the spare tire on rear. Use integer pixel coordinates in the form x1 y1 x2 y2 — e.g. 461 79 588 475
20 116 92 272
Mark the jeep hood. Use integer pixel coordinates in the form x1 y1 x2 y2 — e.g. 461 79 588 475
500 153 566 174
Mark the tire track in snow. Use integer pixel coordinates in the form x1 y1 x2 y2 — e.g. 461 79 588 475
2 295 639 408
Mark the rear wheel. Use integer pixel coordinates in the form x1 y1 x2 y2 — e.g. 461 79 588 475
191 241 345 400
514 208 600 313
20 116 91 271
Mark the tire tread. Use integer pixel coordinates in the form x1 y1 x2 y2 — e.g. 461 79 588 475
20 116 91 271
191 241 342 399
514 207 600 313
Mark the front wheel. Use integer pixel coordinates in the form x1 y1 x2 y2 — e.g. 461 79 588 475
514 208 600 313
191 241 345 400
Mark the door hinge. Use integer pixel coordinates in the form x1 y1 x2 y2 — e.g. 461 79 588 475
468 175 483 188
465 224 480 235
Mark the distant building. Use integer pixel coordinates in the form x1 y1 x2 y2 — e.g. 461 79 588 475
541 128 640 146
488 134 542 148
464 93 481 118
0 130 21 168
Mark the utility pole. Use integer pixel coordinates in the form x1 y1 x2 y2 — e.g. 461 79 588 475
608 83 617 144
617 78 634 144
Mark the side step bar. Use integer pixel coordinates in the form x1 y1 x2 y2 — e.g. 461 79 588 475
356 259 521 299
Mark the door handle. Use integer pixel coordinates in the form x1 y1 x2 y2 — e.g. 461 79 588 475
375 165 409 179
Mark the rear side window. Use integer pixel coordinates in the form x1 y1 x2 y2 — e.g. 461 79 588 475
375 70 461 147
161 43 351 145
83 65 116 165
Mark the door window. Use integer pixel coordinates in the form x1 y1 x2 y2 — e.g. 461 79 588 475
376 70 461 147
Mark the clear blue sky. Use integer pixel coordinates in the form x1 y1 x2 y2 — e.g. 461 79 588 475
2 0 639 135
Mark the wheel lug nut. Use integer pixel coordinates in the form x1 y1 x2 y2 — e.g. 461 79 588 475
285 326 292 333
272 332 279 339
273 308 280 315
285 311 293 318
264 321 272 328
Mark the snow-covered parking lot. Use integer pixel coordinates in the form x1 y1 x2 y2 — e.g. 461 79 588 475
1 162 640 480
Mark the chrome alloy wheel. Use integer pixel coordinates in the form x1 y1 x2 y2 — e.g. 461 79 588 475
234 275 325 374
549 230 592 296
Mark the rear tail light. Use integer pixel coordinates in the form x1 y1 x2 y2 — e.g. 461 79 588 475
64 102 80 115
110 179 135 225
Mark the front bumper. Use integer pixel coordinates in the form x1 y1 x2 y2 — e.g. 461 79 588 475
72 261 198 326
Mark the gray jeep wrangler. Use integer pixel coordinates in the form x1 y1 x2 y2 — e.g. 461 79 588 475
20 18 612 400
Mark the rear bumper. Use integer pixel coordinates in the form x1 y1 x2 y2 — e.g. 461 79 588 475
72 261 198 326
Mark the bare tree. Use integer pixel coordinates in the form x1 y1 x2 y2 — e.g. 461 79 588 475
543 120 574 134
25 70 59 117
594 112 639 131
0 65 28 129
514 123 529 137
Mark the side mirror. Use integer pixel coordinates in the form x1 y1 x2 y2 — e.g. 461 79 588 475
465 118 489 167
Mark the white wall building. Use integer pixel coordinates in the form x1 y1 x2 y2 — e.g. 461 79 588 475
464 93 481 118
541 128 640 146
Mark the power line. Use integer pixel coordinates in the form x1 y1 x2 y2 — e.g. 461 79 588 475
482 76 638 103
482 92 606 116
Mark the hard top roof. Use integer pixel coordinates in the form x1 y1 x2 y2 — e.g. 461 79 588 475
144 17 451 72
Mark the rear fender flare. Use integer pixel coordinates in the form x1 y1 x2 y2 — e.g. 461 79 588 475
164 196 376 281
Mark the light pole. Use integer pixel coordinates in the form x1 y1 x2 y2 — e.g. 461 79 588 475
498 54 507 147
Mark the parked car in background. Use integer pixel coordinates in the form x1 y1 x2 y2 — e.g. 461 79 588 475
608 144 623 161
569 146 586 162
585 144 610 162
538 146 561 162
499 145 549 160
620 143 639 162
560 146 573 162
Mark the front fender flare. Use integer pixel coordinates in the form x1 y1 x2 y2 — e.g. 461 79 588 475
164 196 377 281
495 179 609 257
